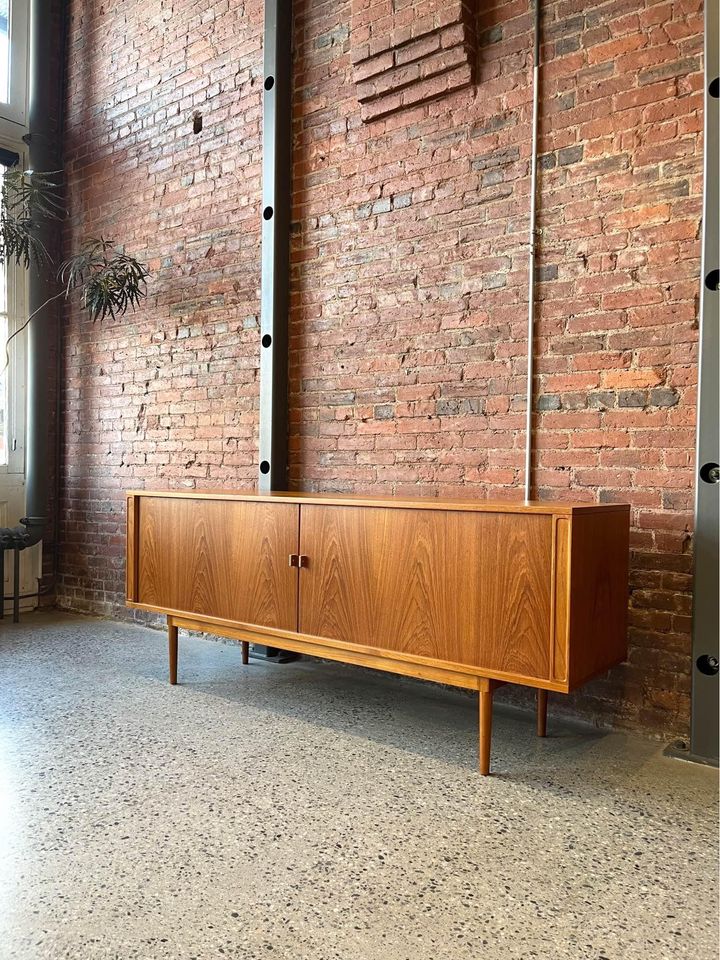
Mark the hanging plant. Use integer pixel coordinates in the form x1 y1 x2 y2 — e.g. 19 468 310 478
0 168 150 373
60 238 150 322
0 168 63 268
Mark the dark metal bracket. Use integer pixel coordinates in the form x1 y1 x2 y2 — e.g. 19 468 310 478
258 0 293 493
254 1 298 662
690 0 719 762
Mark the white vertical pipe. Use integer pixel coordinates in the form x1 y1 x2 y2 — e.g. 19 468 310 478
524 0 541 502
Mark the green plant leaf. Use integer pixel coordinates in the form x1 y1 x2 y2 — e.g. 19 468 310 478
60 237 149 321
0 168 63 269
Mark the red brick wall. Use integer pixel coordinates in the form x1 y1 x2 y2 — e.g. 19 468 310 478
60 0 704 739
61 0 265 603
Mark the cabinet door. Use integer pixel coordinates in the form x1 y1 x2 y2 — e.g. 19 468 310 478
136 496 299 631
299 504 552 680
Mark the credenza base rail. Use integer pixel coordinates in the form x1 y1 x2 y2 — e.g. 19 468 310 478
163 613 553 775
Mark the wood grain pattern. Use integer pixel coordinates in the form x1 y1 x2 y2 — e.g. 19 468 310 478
127 488 627 516
126 496 140 603
130 490 630 776
137 496 299 631
167 614 487 690
568 508 630 688
150 607 570 690
299 504 553 680
553 517 570 684
536 689 548 737
479 689 493 774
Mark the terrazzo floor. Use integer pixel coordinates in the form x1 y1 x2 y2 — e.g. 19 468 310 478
0 612 717 960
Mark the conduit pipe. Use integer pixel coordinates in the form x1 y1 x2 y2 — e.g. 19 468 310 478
524 0 541 502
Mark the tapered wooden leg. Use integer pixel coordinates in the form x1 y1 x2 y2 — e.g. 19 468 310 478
168 621 178 685
536 689 548 737
241 641 249 665
478 684 494 775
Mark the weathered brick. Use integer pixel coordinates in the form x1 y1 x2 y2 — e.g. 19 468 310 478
558 144 585 166
638 57 701 87
618 390 648 408
351 0 475 120
649 387 680 408
60 0 703 745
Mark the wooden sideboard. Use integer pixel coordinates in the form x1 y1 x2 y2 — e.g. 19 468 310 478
126 490 630 774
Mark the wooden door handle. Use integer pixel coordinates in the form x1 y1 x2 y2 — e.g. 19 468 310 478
289 554 309 568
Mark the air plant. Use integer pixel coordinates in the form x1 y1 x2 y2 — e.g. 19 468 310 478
0 168 149 373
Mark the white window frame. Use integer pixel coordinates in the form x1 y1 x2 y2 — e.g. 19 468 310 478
0 139 28 477
0 139 40 614
0 0 29 133
0 0 31 469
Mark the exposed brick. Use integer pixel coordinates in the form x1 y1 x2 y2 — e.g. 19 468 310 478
638 57 701 86
649 387 680 408
60 0 703 745
536 264 558 282
618 390 648 408
558 144 585 166
471 146 521 171
436 398 484 416
588 392 618 410
351 1 475 121
374 404 394 420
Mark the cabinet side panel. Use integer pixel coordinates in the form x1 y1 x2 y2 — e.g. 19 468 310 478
136 496 299 631
126 495 139 602
299 505 553 680
568 509 630 689
553 517 570 684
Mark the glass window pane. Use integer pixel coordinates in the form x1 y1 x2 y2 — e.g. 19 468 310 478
0 1 9 105
0 314 7 466
0 164 19 467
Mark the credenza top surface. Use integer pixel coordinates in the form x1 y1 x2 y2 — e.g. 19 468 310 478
127 489 630 517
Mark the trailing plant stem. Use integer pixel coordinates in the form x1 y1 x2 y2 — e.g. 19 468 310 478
1 290 65 377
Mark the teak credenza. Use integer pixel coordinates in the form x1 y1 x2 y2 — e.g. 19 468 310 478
126 490 630 774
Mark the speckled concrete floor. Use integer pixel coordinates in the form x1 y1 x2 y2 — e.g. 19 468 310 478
0 612 717 960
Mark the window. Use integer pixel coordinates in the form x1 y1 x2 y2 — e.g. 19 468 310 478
0 0 30 462
0 264 7 466
0 154 27 474
0 2 9 103
0 1 32 612
0 0 28 130
0 0 30 463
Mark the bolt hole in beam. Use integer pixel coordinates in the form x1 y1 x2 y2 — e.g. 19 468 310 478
699 461 720 484
262 334 272 348
259 460 270 475
193 112 203 134
710 76 719 98
263 205 274 220
697 654 720 676
705 268 719 291
264 76 275 91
